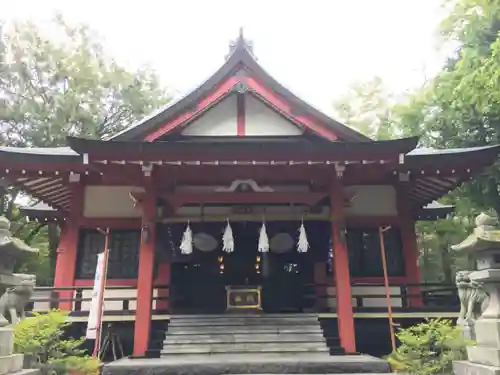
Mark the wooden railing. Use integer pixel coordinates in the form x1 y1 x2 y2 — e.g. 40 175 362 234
27 285 170 315
310 282 459 312
27 282 458 316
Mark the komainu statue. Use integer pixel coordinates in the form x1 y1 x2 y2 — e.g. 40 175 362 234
0 275 36 324
456 270 489 339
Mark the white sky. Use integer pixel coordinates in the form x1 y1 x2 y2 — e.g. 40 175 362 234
3 0 449 113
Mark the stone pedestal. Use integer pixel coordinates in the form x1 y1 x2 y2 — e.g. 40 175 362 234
0 216 39 375
0 327 38 375
453 214 500 375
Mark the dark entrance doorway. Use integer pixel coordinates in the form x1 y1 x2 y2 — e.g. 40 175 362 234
223 222 261 286
170 253 225 313
167 221 316 314
262 251 307 312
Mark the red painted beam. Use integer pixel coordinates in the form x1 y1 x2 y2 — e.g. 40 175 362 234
79 218 141 229
237 93 245 136
132 191 327 207
245 77 338 141
0 164 482 181
84 152 404 164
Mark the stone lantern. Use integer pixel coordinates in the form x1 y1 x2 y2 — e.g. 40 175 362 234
0 216 39 375
0 216 38 288
452 213 500 375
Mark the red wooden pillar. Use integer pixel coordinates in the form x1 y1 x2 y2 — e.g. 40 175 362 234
330 176 356 354
401 220 422 306
53 181 84 310
397 184 422 307
133 186 156 357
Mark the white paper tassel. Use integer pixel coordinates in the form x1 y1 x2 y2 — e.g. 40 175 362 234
222 220 234 253
258 222 269 253
297 221 309 253
179 222 193 255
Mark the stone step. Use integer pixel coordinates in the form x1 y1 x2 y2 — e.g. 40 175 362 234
171 314 319 320
169 320 320 327
171 314 318 320
161 342 329 355
168 326 323 335
169 319 319 327
164 332 325 344
104 354 392 374
170 316 319 323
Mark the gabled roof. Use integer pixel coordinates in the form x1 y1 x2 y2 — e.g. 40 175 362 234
110 32 370 143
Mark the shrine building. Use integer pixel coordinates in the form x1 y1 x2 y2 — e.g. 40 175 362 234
3 33 500 358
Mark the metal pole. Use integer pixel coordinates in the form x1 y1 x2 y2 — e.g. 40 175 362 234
92 228 110 358
378 226 397 353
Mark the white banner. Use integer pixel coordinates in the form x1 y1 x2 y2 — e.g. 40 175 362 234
86 252 105 340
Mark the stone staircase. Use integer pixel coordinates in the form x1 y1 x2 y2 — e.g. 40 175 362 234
161 313 342 356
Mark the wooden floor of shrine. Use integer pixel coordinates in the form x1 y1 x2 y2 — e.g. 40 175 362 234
27 282 459 358
62 310 458 323
54 311 459 360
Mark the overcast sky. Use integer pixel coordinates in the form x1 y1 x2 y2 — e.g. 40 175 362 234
3 0 449 112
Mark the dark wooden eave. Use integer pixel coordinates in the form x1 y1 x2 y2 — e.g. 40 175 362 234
19 202 64 222
403 145 500 208
108 37 371 143
0 146 80 164
66 135 419 157
415 202 454 221
0 143 498 213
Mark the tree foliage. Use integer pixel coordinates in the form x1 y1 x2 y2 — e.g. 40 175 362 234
398 0 500 215
387 319 470 375
0 16 171 283
332 0 500 283
332 76 402 140
14 310 100 375
0 15 171 145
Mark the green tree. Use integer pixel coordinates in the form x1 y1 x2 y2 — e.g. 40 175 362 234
332 76 402 140
0 16 171 283
398 0 500 216
387 319 470 375
0 15 171 145
15 310 100 374
332 75 474 283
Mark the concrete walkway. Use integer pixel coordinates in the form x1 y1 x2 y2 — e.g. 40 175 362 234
103 353 391 375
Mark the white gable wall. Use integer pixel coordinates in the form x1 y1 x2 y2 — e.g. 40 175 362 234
181 95 238 136
179 94 303 137
244 95 303 136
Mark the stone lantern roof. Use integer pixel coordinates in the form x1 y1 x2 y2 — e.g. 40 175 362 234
451 213 500 253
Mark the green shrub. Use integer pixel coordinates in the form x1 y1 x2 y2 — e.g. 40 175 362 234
387 318 472 375
14 310 101 374
49 356 101 375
